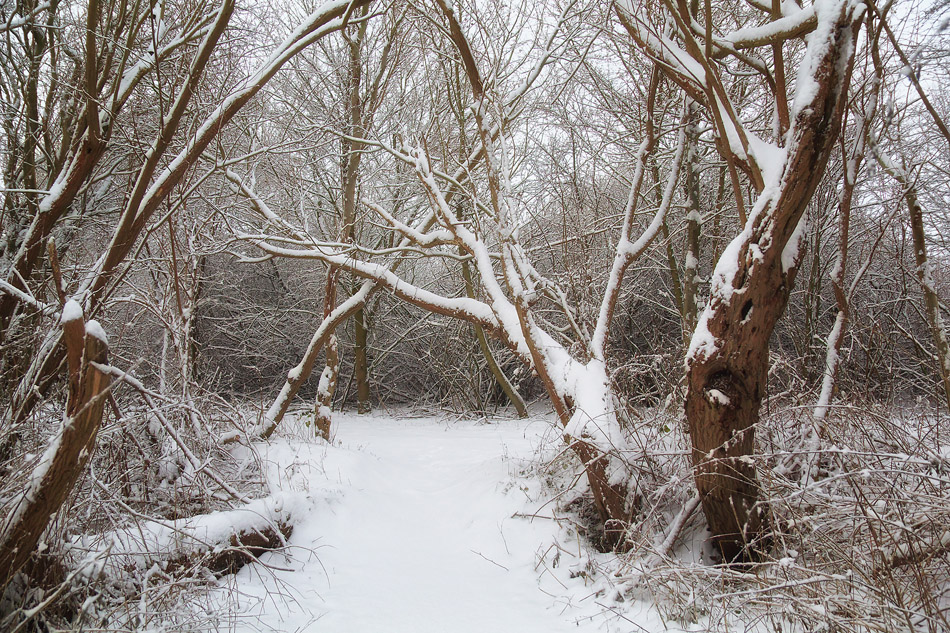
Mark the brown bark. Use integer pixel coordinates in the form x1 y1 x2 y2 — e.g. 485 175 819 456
314 334 339 439
569 439 629 550
0 308 112 586
685 7 859 562
662 219 686 327
354 307 371 413
813 94 878 426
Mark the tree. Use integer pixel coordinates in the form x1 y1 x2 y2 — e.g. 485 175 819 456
620 0 864 560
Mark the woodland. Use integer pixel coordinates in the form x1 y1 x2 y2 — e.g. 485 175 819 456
1 0 950 629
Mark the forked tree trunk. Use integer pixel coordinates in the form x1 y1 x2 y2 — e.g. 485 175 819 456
685 5 860 562
0 304 111 585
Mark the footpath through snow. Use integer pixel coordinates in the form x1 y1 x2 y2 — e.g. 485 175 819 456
212 412 676 632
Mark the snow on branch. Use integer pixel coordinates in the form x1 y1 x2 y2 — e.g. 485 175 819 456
723 5 818 49
0 2 50 33
686 0 862 367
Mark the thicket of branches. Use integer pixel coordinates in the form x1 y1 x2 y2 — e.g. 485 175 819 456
1 0 950 629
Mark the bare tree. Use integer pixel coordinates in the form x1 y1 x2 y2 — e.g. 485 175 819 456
229 0 678 545
620 0 864 560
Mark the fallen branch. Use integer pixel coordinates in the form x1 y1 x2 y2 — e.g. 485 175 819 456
73 493 307 579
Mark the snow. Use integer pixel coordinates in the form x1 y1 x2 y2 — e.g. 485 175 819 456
706 389 731 406
685 223 750 365
317 365 333 393
791 0 854 120
85 320 109 345
747 133 787 189
723 4 816 48
38 173 68 214
562 360 629 459
61 299 83 323
209 413 674 632
684 252 699 271
74 493 309 576
814 311 846 421
782 212 809 273
686 310 719 365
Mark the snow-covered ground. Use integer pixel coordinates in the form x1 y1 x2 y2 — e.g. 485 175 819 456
211 411 679 632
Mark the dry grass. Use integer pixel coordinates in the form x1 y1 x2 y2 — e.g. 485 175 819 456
608 402 950 633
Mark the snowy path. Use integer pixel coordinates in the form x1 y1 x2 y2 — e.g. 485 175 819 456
215 413 637 632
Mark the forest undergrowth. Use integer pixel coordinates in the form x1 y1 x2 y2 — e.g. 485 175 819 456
1 0 949 627
2 388 950 632
552 400 950 633
0 392 310 632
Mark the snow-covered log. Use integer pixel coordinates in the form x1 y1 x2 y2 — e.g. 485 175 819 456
72 494 304 579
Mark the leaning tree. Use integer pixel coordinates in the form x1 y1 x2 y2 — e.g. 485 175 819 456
620 0 865 559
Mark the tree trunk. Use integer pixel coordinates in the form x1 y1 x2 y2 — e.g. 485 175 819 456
813 95 876 427
685 5 860 561
314 270 341 439
0 304 111 585
354 306 371 414
900 177 950 412
461 258 527 417
682 101 703 342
